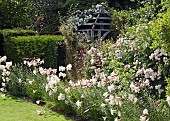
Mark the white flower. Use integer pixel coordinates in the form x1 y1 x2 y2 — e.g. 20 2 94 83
158 89 164 94
108 95 115 105
143 79 150 86
33 90 37 93
134 86 140 93
81 94 85 98
66 64 72 71
115 96 123 106
0 87 7 92
40 60 44 64
2 83 6 87
108 84 117 92
59 66 65 72
97 82 102 87
36 100 41 104
24 60 27 65
114 117 121 121
90 59 95 64
76 100 82 109
65 88 70 93
102 117 107 121
136 68 144 76
28 81 33 85
166 96 170 106
143 109 149 115
59 72 66 78
1 94 6 98
48 74 60 83
110 109 117 115
101 103 106 108
27 62 32 67
87 50 92 55
32 61 37 66
0 65 5 70
0 56 7 63
69 80 75 87
118 111 121 117
125 64 131 69
58 93 65 100
114 50 122 59
140 115 148 121
103 92 109 97
36 108 45 115
52 69 57 74
75 80 81 87
90 78 97 85
6 61 12 69
2 70 10 76
149 53 154 60
18 79 22 83
45 84 48 92
84 109 89 113
130 82 140 93
128 94 138 103
33 69 37 75
155 84 161 90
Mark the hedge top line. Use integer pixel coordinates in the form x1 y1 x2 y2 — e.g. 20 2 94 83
10 35 64 42
0 29 37 38
0 29 64 43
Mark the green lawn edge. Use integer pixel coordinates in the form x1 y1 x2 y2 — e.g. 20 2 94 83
0 93 73 121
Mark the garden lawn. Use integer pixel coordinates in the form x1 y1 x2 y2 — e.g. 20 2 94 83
0 93 73 121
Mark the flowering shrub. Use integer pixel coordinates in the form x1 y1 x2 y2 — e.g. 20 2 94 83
1 37 170 121
0 56 12 97
0 5 170 120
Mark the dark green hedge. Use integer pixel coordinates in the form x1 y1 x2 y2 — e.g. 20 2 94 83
4 35 65 68
0 29 37 40
0 29 37 56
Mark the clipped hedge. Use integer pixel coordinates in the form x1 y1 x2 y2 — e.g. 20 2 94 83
4 35 65 68
0 29 37 56
0 28 37 41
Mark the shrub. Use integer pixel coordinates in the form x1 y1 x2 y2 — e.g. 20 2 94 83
150 8 170 52
0 29 37 41
3 35 64 68
110 2 156 39
1 39 170 121
0 29 37 57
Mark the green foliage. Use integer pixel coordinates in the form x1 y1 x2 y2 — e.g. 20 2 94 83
0 28 37 40
3 35 64 68
7 63 47 100
1 1 170 121
0 93 73 121
150 8 170 52
166 78 170 96
59 13 86 80
0 29 37 57
7 64 28 97
110 2 157 38
0 0 33 29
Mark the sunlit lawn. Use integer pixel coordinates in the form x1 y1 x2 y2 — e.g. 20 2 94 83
0 93 73 121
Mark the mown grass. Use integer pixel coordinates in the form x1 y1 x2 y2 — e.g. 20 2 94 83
0 93 73 121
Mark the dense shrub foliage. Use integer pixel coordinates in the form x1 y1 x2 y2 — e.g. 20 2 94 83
1 0 162 34
0 29 37 40
0 29 37 57
150 7 170 52
0 0 33 29
3 35 64 68
0 1 170 121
